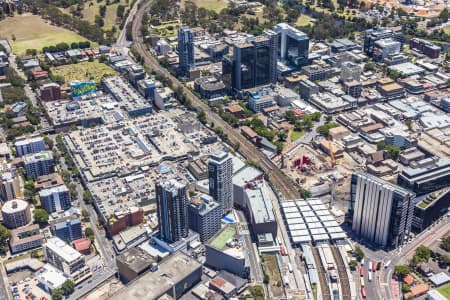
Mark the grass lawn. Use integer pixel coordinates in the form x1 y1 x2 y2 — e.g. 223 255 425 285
64 0 130 31
0 14 94 55
182 0 229 13
444 25 450 34
150 22 180 38
290 129 305 142
210 226 236 249
296 14 312 26
437 283 450 299
262 254 284 297
51 61 117 87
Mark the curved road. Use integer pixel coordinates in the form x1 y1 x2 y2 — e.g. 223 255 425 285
131 1 300 200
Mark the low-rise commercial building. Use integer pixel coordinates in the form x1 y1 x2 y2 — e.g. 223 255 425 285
398 158 450 196
194 77 226 100
412 188 450 233
111 252 202 299
116 247 156 283
243 181 277 239
247 89 275 113
205 225 249 278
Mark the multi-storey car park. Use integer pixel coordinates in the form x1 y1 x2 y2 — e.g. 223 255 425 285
64 107 226 236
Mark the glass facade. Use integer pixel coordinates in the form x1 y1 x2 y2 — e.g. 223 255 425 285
255 46 271 86
286 35 309 66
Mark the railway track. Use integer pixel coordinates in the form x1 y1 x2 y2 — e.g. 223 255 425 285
331 244 351 300
312 246 332 300
131 2 300 200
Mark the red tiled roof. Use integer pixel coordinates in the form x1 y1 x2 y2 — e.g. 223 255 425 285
72 238 91 251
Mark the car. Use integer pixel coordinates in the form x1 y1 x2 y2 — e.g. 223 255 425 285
78 285 83 289
87 280 92 284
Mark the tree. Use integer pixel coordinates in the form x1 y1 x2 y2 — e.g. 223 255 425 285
354 246 364 261
402 284 411 293
414 245 431 263
0 224 10 254
349 260 358 270
440 235 450 252
300 188 312 199
83 190 93 204
82 209 90 222
33 208 49 225
263 273 270 284
316 122 339 137
62 280 75 296
394 265 410 278
388 69 402 81
85 227 95 242
51 288 64 300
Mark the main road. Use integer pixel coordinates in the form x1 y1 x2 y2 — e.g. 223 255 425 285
131 1 300 200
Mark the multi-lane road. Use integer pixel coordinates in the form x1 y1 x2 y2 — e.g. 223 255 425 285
131 1 300 200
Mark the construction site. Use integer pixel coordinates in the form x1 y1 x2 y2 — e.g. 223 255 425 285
279 140 358 216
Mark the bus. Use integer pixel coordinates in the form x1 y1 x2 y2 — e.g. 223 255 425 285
360 259 364 266
361 287 367 299
384 260 391 269
368 270 372 282
288 263 293 273
360 277 365 287
372 262 377 272
359 266 364 277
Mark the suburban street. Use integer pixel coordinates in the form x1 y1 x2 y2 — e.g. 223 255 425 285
359 216 450 300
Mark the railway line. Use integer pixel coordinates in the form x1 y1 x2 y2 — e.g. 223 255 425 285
312 246 332 300
331 244 351 300
131 1 300 200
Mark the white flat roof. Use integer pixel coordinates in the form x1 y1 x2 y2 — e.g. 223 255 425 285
286 218 304 225
309 228 327 235
285 212 302 219
329 232 347 240
292 235 312 243
288 223 307 231
283 206 299 213
35 263 68 290
311 204 328 211
312 234 330 241
315 210 331 216
322 221 340 228
302 211 316 217
304 216 319 223
280 201 297 208
45 237 82 263
307 222 324 229
290 229 310 237
298 205 312 212
326 227 344 233
319 215 335 221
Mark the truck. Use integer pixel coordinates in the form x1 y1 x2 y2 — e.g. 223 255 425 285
288 263 293 273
